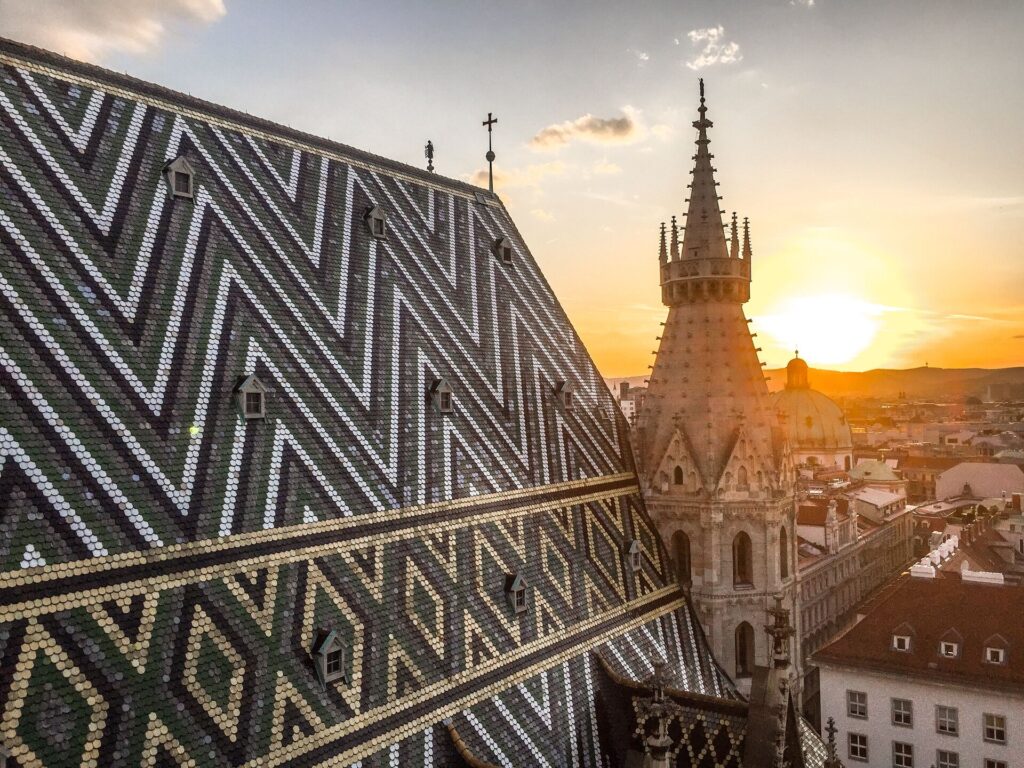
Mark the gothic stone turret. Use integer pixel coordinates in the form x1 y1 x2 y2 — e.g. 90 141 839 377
637 80 798 695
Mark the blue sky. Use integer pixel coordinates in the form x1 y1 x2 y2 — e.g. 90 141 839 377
4 0 1023 374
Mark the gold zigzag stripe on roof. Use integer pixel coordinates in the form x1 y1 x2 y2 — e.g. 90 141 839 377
0 474 638 620
245 587 687 768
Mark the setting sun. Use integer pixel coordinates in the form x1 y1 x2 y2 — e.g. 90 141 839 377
756 293 883 367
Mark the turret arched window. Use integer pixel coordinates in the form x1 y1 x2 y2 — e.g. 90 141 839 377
779 526 790 579
735 622 755 677
733 531 752 587
672 530 691 585
673 465 684 485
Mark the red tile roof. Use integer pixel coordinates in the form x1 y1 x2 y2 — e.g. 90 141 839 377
813 575 1024 691
797 498 849 526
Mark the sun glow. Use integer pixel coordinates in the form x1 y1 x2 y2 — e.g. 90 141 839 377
756 293 884 367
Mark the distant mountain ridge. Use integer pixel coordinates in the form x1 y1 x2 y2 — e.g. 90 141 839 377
607 367 1024 401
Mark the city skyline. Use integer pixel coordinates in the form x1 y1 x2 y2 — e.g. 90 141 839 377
2 0 1022 376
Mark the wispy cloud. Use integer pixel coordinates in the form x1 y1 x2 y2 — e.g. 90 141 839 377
0 0 226 61
684 26 743 71
468 161 567 191
627 48 650 66
790 0 816 7
530 208 555 221
529 106 647 151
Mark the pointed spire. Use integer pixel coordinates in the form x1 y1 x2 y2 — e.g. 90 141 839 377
659 222 667 264
670 216 679 260
730 212 739 258
681 78 729 261
742 216 751 259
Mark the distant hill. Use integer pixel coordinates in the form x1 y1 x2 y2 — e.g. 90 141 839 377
606 367 1024 402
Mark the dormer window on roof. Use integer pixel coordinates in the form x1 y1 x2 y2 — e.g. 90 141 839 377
364 205 387 239
164 156 195 199
505 573 528 615
626 539 642 572
235 375 267 420
311 629 347 689
553 381 574 412
986 646 1006 664
428 378 454 414
493 236 514 264
940 640 959 658
892 634 912 652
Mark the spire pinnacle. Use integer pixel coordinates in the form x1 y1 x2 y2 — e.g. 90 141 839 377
681 79 728 261
670 216 679 259
730 212 739 258
742 217 751 259
659 222 667 263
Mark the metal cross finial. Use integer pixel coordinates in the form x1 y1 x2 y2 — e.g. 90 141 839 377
424 140 434 173
482 112 498 193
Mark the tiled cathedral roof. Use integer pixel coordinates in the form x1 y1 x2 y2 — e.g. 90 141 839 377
0 36 795 768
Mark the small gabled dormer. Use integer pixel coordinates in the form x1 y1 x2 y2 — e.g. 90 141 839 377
428 378 454 414
164 156 195 199
938 628 963 659
505 573 528 615
552 381 574 412
983 633 1009 665
891 622 915 653
492 236 514 265
311 629 347 689
364 205 387 239
235 375 267 420
626 539 643 572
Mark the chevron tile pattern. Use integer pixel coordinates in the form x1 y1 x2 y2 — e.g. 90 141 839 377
0 40 748 767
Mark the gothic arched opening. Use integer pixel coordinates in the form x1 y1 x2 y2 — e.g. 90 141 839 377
673 465 684 485
733 531 753 587
672 530 691 585
735 622 755 677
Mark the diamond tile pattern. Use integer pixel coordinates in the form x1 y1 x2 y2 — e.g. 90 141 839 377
0 39 751 767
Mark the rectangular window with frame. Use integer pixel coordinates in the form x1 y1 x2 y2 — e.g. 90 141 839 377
174 171 191 194
936 750 958 768
847 732 868 762
984 713 1006 744
892 698 913 728
893 741 914 768
940 641 959 657
986 647 1006 664
245 391 262 416
936 705 959 736
847 690 867 719
893 634 911 651
326 649 342 676
984 760 1007 768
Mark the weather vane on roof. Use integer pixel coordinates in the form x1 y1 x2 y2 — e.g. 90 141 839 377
424 140 434 173
482 112 497 193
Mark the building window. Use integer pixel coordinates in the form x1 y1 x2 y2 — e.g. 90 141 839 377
364 205 387 239
847 690 867 719
732 531 753 587
235 375 267 420
505 574 528 615
734 622 754 678
779 526 789 579
983 714 1006 744
673 465 684 485
492 236 514 264
936 750 959 768
626 540 642 572
310 629 347 689
893 741 914 768
936 705 958 736
848 732 868 762
672 530 691 585
892 634 912 652
163 156 195 199
986 646 1006 664
940 640 959 658
552 381 574 412
892 698 913 728
428 378 454 414
985 760 1008 768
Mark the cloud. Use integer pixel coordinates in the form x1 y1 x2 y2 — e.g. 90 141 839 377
468 161 567 191
627 48 650 66
530 208 555 221
1014 334 1024 339
529 106 646 151
684 26 743 70
790 0 816 6
0 0 226 61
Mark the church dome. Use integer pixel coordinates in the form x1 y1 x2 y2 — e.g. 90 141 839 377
771 355 852 453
